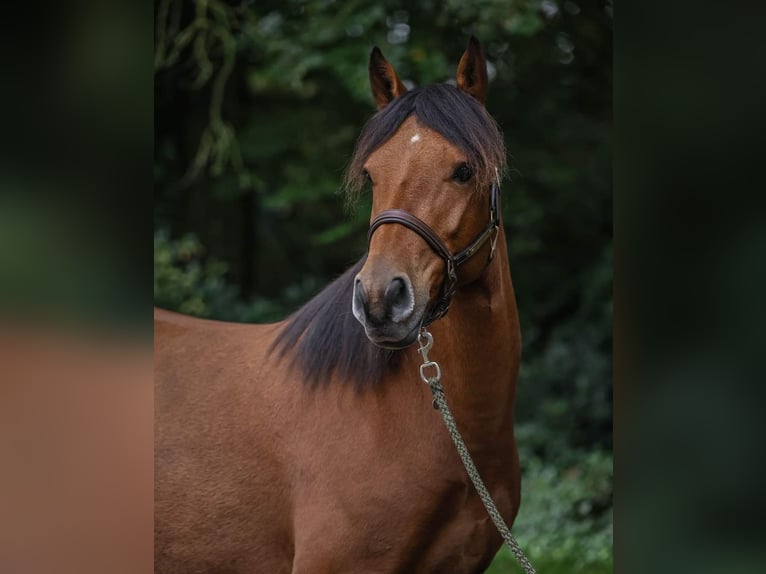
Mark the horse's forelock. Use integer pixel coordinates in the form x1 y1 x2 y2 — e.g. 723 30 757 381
344 83 506 201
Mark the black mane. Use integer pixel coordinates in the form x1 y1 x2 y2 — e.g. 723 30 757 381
270 257 402 390
272 82 506 389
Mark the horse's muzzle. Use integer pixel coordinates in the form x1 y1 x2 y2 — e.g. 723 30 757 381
352 272 421 347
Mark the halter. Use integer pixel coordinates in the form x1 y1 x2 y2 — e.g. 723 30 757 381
367 181 501 327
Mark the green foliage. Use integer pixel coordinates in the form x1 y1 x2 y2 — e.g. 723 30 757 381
487 450 612 573
153 228 238 318
154 228 325 323
154 1 612 571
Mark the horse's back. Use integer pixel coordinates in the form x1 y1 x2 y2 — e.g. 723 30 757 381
154 308 294 573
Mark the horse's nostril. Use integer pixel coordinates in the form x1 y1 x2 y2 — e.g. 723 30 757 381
352 276 371 326
384 276 414 323
385 277 405 300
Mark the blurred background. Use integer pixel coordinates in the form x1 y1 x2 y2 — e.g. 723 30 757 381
154 1 612 572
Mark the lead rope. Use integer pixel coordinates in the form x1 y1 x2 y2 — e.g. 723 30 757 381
418 329 537 574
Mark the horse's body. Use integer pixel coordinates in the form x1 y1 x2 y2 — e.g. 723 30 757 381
155 38 522 574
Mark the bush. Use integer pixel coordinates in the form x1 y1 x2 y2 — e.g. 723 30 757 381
154 228 323 323
154 228 240 318
488 448 613 573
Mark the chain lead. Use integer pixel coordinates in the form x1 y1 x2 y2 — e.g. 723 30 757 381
416 328 537 574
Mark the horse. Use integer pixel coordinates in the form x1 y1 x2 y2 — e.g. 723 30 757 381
155 36 522 574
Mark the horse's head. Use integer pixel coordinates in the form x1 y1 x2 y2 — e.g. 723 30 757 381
350 37 507 349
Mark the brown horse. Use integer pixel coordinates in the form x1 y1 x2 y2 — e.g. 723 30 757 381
155 37 522 574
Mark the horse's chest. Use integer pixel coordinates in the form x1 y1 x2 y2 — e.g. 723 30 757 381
292 478 500 573
289 392 513 572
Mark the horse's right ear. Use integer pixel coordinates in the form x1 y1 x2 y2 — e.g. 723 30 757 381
369 47 408 110
456 36 489 105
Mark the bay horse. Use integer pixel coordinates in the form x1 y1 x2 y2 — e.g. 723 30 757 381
155 36 522 574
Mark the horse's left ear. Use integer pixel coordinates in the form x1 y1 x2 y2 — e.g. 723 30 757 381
456 36 489 105
369 47 408 110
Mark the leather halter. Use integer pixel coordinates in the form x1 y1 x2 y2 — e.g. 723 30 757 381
367 182 501 327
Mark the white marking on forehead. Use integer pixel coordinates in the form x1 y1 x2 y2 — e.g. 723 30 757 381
410 133 421 144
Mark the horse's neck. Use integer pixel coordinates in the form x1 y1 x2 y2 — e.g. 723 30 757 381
424 233 520 444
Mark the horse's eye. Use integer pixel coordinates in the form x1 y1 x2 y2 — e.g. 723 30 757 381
452 163 473 183
362 169 373 185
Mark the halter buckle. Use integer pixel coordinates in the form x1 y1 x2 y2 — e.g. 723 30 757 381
488 225 499 262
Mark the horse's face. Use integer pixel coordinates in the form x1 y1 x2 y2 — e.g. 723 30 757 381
352 118 491 347
352 39 494 348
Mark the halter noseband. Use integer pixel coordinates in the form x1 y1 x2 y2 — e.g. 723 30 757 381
367 182 501 327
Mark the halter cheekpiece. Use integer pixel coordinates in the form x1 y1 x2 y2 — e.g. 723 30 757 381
367 181 501 327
